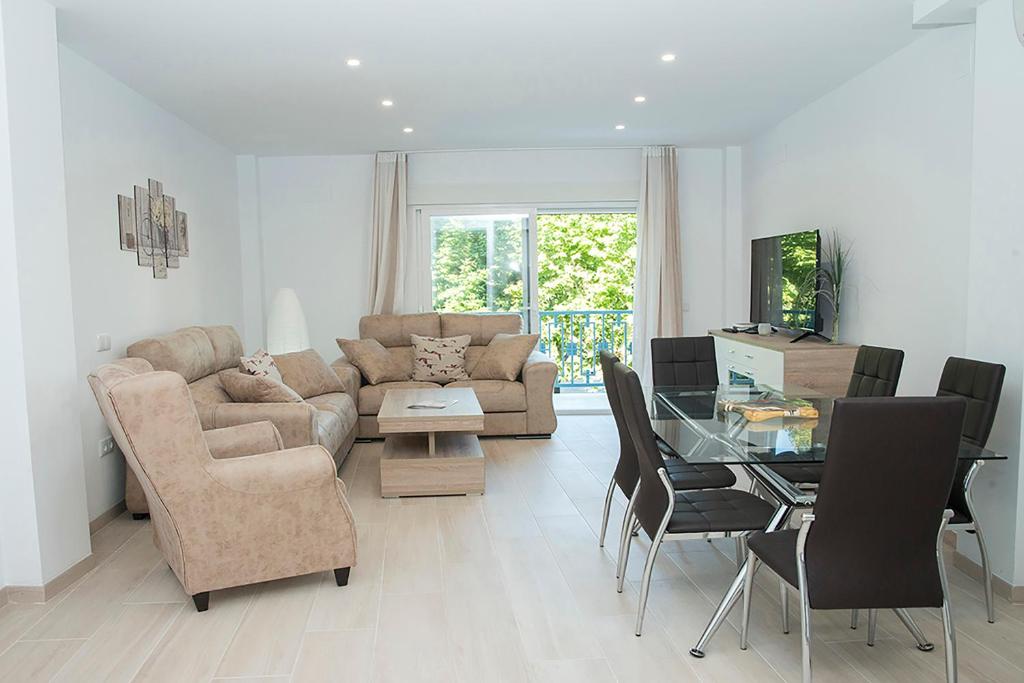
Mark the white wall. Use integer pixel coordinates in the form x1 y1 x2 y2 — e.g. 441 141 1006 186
965 0 1024 585
254 154 375 362
743 26 976 396
0 0 91 586
251 147 739 363
59 46 244 521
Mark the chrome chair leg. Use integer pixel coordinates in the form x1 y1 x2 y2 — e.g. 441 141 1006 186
893 608 935 652
734 535 746 568
938 510 958 683
780 579 790 634
796 514 815 683
616 486 639 589
962 459 994 623
850 608 859 630
740 552 757 650
866 609 877 646
598 478 615 548
635 526 666 636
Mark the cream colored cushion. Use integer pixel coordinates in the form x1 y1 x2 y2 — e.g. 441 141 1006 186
220 370 303 403
239 348 283 383
445 379 527 412
357 381 441 415
470 333 539 381
337 338 412 385
273 349 346 399
411 334 471 384
440 312 522 345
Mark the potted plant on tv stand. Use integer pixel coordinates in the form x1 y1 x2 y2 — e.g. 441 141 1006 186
802 229 849 344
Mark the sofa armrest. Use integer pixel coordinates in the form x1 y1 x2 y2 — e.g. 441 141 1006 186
209 402 318 449
204 421 284 460
206 445 337 494
331 356 362 401
522 351 558 434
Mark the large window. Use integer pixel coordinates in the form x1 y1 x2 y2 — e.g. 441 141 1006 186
419 206 637 389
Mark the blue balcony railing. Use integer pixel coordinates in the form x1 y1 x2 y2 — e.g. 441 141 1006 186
538 309 633 389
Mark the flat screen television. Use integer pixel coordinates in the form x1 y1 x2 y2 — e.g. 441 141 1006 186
750 229 830 340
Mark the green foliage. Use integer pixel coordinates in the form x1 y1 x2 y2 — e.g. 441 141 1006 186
430 213 636 313
536 213 636 311
780 231 819 329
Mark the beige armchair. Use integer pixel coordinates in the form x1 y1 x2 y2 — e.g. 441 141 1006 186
88 359 357 611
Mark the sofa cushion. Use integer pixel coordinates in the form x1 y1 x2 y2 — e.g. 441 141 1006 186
316 410 346 456
239 348 283 383
357 381 441 415
338 339 412 385
445 380 526 412
273 349 346 399
360 312 441 347
470 333 540 381
307 392 358 431
127 327 217 383
219 369 304 403
411 334 471 384
440 313 521 345
199 325 245 372
188 373 232 405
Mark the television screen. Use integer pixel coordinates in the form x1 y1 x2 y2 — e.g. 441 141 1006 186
750 229 823 333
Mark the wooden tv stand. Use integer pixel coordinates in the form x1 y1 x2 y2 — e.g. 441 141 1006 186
709 329 859 396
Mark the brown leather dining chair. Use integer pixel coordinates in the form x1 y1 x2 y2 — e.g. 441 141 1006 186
740 396 967 683
613 361 777 636
598 352 737 560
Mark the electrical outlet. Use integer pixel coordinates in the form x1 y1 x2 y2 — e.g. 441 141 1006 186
99 436 115 458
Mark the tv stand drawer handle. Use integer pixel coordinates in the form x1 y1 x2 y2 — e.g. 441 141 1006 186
743 354 754 360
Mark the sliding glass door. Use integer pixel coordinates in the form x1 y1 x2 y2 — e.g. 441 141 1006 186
423 210 537 330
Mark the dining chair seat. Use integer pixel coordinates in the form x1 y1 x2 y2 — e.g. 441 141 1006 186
665 489 776 535
666 462 738 489
747 529 800 588
766 463 822 485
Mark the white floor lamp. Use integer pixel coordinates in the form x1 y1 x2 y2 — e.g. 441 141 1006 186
266 288 310 354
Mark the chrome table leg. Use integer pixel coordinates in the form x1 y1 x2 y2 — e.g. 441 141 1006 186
689 502 792 657
893 608 935 652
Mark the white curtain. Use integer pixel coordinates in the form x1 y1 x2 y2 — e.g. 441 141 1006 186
631 145 684 385
367 152 408 314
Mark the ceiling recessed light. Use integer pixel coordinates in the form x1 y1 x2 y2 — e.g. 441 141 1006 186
634 95 646 103
615 124 626 130
660 53 676 62
346 58 361 67
381 99 394 107
403 127 414 133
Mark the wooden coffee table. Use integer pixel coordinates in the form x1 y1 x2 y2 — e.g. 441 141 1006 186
377 387 485 498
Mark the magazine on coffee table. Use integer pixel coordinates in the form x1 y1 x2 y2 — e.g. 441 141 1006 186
406 399 458 410
717 397 819 422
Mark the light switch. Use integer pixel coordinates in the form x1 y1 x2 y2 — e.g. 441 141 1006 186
96 333 111 352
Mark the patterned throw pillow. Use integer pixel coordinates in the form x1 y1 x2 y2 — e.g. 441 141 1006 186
239 349 283 383
411 334 471 384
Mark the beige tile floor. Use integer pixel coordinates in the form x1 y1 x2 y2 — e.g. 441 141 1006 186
1 415 1023 682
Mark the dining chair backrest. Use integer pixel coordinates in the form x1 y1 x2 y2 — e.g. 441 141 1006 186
601 351 641 498
936 356 1005 520
937 357 1005 448
846 345 905 397
651 336 718 387
806 396 966 610
615 362 673 538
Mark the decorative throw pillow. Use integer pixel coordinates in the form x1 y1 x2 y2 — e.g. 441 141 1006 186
220 370 303 403
239 349 283 383
336 338 412 385
272 349 346 399
470 333 539 381
411 334 471 384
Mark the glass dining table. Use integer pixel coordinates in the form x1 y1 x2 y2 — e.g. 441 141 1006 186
650 383 1005 658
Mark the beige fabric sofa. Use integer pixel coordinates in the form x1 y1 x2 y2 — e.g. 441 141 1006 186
123 325 357 514
333 312 558 438
89 359 357 611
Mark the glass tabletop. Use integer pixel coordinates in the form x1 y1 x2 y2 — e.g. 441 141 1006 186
652 384 1002 466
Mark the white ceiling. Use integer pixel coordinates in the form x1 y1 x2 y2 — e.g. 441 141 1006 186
53 0 921 155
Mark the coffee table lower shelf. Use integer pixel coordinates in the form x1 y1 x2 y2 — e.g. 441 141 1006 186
380 432 485 498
